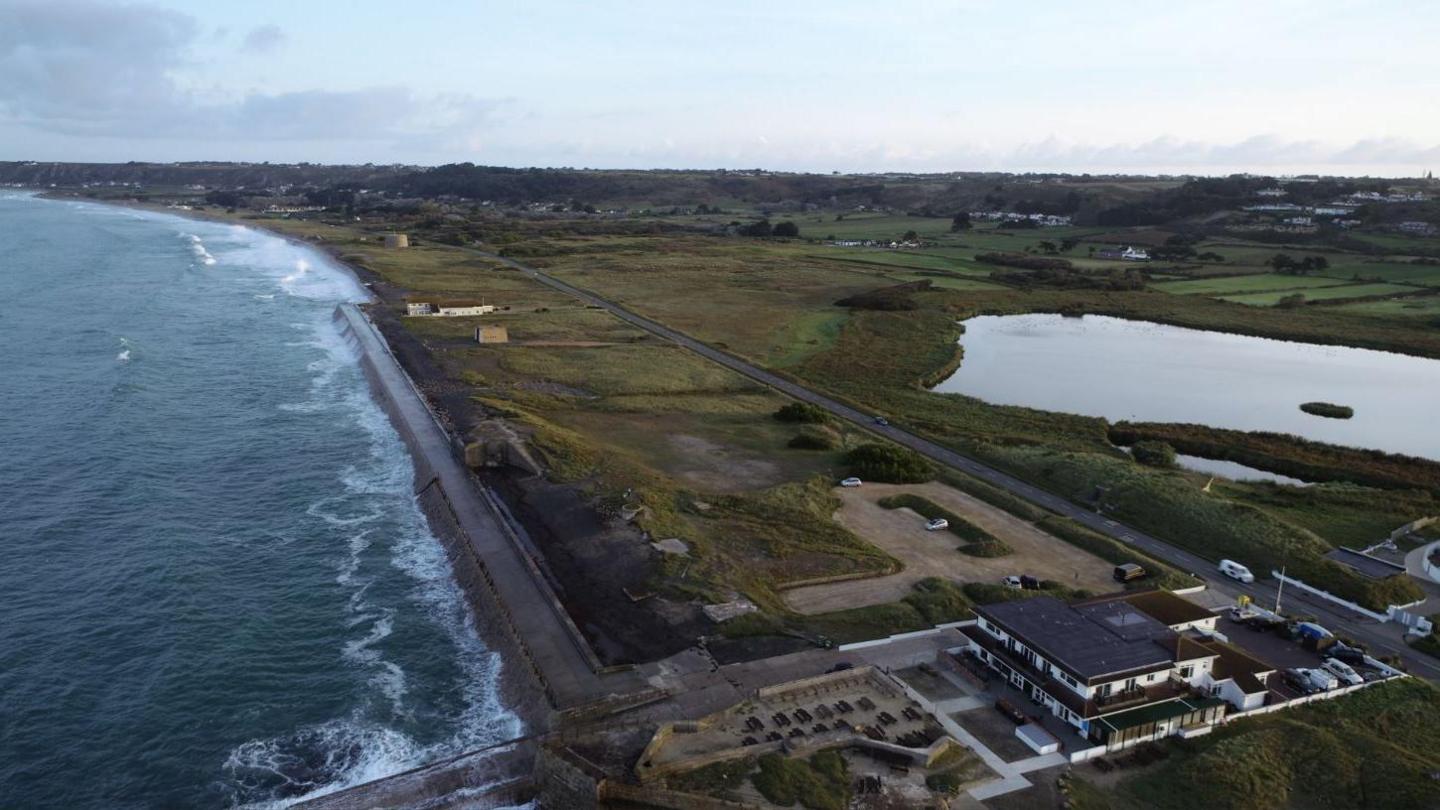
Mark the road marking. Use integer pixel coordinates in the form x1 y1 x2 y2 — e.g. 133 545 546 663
1104 520 1118 527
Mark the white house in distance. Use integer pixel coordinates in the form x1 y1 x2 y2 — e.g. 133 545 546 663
1096 246 1150 261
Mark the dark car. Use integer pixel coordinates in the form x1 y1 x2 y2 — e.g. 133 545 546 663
1113 563 1147 583
873 416 889 426
1325 645 1366 666
827 662 854 674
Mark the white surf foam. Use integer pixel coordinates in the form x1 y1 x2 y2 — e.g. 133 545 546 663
116 337 132 362
222 304 517 806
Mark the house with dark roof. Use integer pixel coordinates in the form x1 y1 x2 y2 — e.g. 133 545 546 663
958 592 1236 751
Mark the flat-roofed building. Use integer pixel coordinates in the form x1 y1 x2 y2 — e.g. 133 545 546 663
959 593 1229 752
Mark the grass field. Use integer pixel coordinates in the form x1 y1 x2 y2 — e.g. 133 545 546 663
215 206 1440 629
1078 679 1440 810
1151 274 1356 295
1217 282 1424 305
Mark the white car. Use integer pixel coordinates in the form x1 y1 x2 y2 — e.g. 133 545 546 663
925 518 949 531
840 477 863 488
1001 575 1023 589
1218 559 1255 583
1320 658 1364 686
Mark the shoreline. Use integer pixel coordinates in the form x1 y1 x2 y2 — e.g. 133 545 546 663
40 194 605 795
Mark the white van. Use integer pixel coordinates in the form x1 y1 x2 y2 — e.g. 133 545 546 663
1218 559 1255 583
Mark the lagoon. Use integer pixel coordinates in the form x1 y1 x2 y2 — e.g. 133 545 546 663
933 314 1440 462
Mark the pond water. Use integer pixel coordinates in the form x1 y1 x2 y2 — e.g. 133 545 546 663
933 314 1440 463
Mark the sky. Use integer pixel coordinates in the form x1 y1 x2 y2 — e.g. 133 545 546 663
1 0 1438 175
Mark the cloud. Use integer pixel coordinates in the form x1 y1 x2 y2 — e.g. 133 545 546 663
0 0 497 149
240 23 285 54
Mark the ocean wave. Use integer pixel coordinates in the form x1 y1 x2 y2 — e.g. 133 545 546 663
223 718 426 809
181 232 218 266
221 306 517 807
117 336 132 362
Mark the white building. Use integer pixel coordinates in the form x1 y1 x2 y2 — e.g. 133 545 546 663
1121 247 1150 261
436 304 495 317
957 591 1271 751
406 302 435 316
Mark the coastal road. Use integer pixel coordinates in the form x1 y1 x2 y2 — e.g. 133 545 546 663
469 248 1440 680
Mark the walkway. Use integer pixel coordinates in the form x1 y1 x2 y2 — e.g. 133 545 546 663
339 304 626 709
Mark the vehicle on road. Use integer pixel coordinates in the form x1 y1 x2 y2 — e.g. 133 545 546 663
1113 563 1147 583
840 477 863 488
827 662 855 674
925 517 949 531
1218 559 1255 583
1320 658 1364 686
873 416 889 426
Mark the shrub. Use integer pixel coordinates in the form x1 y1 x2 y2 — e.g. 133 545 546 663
926 771 964 795
789 426 839 450
1299 401 1354 419
904 577 973 624
845 443 936 484
1131 440 1178 468
751 753 847 810
775 402 831 424
958 539 1013 557
876 493 997 546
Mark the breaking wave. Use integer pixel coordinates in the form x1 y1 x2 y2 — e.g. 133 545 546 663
222 316 519 807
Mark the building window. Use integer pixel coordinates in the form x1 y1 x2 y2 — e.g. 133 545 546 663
1179 666 1193 679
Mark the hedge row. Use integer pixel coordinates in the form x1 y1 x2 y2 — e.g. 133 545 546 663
877 493 995 544
937 469 1050 522
1109 421 1440 493
1037 516 1194 591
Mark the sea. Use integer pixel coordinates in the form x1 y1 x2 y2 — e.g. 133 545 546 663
0 193 520 808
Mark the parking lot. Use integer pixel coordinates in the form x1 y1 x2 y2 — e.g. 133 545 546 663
1214 615 1398 701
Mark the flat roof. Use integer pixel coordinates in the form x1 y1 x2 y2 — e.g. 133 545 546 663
976 597 1174 682
1074 590 1216 628
1097 697 1227 732
1325 548 1406 579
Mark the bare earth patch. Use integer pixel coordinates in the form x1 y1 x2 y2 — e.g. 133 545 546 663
782 481 1116 615
667 434 783 493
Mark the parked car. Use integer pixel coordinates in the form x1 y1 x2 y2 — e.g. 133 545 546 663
924 518 949 531
1290 619 1330 639
1113 563 1147 583
840 477 863 488
1001 575 1023 589
827 662 855 674
1218 559 1255 583
1303 668 1339 691
1020 575 1041 590
1283 668 1319 694
1320 658 1364 686
1325 644 1367 667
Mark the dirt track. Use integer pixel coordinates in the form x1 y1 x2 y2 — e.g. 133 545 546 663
782 481 1116 615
